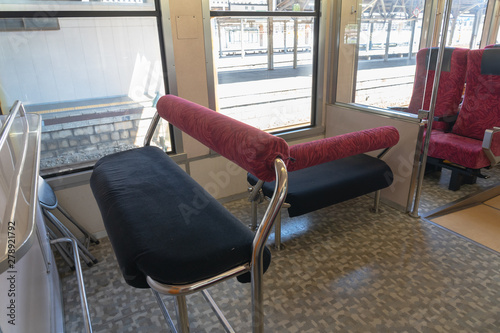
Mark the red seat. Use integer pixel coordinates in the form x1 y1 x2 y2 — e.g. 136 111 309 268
427 48 500 190
408 47 468 130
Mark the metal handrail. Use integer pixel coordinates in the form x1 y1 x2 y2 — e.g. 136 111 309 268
51 238 93 333
251 157 288 333
0 101 30 261
410 0 454 217
0 101 25 149
146 157 288 333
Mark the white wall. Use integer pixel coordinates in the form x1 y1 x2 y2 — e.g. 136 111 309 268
326 104 422 211
0 17 162 108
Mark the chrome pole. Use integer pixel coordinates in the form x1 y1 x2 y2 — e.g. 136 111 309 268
175 295 190 332
410 0 454 217
151 290 178 333
51 238 92 333
251 158 288 333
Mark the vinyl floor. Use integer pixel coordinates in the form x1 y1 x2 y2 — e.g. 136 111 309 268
60 167 500 332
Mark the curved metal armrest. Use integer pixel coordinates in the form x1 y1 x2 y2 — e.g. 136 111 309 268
482 127 500 166
287 126 399 172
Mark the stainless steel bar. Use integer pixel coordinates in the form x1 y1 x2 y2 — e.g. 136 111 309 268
51 237 92 333
406 124 426 213
251 158 288 333
147 264 249 295
2 102 29 226
274 211 282 250
151 289 178 333
57 205 99 244
251 200 259 231
43 209 96 265
47 227 75 269
249 180 264 231
248 180 264 202
144 112 162 146
201 290 236 333
373 190 381 213
410 0 454 217
175 295 190 333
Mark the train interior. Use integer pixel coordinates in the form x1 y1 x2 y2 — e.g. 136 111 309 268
1 0 500 332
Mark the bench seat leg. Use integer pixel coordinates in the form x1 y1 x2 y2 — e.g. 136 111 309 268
175 295 190 332
274 211 284 250
372 190 381 213
151 289 178 333
251 200 258 231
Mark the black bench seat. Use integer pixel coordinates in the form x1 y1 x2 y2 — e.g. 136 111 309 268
91 146 270 288
248 154 393 217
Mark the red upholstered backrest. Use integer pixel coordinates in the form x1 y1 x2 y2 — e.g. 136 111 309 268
452 49 500 140
485 44 500 49
408 47 468 130
156 95 290 182
288 126 399 172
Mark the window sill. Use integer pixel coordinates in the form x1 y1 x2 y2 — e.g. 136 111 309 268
331 102 421 123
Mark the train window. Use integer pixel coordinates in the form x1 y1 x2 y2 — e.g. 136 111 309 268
208 1 320 132
0 0 156 11
336 0 425 110
497 21 500 43
336 0 491 111
0 3 171 175
446 0 488 49
210 0 315 12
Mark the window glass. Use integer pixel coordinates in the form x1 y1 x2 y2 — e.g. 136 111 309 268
497 21 500 43
0 0 155 12
212 15 315 131
210 0 315 12
0 17 169 173
340 0 425 109
446 0 488 49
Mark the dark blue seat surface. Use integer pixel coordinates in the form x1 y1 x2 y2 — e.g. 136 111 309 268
248 154 393 217
91 146 270 288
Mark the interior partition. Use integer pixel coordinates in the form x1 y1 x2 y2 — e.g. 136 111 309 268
326 104 423 211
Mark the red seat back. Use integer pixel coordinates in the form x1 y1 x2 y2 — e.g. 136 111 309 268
408 47 468 130
452 48 500 140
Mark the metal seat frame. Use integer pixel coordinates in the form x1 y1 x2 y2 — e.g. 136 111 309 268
143 113 288 333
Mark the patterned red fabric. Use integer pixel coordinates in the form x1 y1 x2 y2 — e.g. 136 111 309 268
452 49 500 140
428 130 491 169
156 95 290 182
287 126 399 172
408 48 468 130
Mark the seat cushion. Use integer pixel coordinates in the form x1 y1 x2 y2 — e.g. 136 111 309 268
248 154 393 217
428 130 491 169
91 146 270 288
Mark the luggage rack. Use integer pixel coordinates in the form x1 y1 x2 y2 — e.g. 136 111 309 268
0 101 92 333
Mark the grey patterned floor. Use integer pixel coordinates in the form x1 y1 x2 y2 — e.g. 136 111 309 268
60 167 500 332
